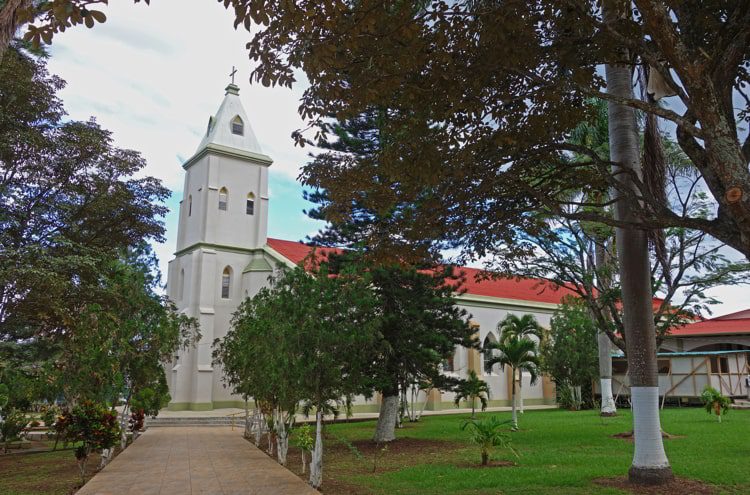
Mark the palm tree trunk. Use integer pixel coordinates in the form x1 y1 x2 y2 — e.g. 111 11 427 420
603 0 673 484
595 236 617 417
518 369 524 413
511 369 518 429
598 331 617 416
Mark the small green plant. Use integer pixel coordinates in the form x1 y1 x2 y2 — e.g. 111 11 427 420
55 401 120 483
293 423 315 474
453 370 490 418
701 386 731 423
461 416 518 466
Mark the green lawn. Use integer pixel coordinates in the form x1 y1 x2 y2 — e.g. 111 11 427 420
288 407 750 495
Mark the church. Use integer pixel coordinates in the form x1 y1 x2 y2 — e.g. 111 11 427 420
165 83 749 412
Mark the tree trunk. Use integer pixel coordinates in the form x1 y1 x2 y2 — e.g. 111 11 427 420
373 394 399 443
595 238 618 417
511 372 518 429
598 332 618 416
604 1 673 484
309 409 324 489
518 369 524 413
481 450 489 466
301 450 306 474
275 409 289 466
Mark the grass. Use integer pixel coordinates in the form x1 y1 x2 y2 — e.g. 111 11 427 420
283 407 750 494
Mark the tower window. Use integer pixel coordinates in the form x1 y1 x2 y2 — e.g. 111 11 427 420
221 267 232 299
231 116 244 136
219 187 228 211
179 269 185 300
188 195 192 217
246 192 255 215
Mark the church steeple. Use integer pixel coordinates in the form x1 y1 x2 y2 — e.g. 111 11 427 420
194 83 264 156
176 79 273 252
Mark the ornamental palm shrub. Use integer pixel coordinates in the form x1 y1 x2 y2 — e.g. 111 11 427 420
461 416 517 466
701 386 731 423
498 314 542 413
454 370 490 418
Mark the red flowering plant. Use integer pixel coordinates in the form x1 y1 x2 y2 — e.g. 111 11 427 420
55 401 120 483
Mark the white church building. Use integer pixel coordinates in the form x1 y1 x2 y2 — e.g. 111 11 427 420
165 82 747 412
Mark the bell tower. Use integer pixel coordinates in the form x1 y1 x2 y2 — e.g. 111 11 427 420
166 80 273 410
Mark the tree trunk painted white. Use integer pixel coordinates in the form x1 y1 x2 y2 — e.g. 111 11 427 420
119 403 130 450
373 394 399 443
301 450 306 474
275 409 289 466
603 1 673 483
599 332 617 416
99 448 113 469
309 409 324 489
511 372 518 429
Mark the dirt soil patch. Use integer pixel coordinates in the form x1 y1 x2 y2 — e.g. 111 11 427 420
594 476 717 495
458 459 516 469
611 431 685 442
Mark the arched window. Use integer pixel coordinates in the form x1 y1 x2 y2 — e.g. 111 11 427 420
482 333 499 375
246 192 255 215
218 187 228 211
231 115 244 136
179 269 185 300
443 348 456 372
221 266 232 299
188 195 192 217
206 116 214 136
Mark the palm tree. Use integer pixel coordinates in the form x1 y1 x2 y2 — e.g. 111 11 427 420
484 336 539 429
454 370 490 419
498 314 542 413
602 0 672 483
460 416 517 466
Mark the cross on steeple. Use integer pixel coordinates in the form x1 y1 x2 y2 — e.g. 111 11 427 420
229 66 238 85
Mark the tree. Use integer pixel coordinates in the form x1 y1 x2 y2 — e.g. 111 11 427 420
454 370 490 419
304 114 476 443
0 48 169 353
539 299 599 410
213 265 378 489
461 416 516 466
1 1 150 61
50 245 198 455
225 1 749 485
483 336 539 430
497 314 542 414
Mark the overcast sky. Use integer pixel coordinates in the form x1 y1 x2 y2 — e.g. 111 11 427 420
44 0 747 317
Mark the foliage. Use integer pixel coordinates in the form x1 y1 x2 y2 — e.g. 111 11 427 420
539 299 599 410
293 423 315 453
453 370 490 418
461 416 517 466
50 246 198 407
214 264 378 486
498 314 543 343
484 336 539 428
223 1 750 260
0 408 29 452
54 401 120 482
700 386 731 422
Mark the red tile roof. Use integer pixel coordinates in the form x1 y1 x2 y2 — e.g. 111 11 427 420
266 238 576 304
671 310 750 336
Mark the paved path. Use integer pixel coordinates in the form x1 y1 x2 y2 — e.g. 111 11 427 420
76 427 318 495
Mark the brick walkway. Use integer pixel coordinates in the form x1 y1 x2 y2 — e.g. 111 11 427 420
76 427 318 495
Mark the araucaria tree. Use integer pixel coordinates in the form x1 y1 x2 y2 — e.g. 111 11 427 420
221 1 750 485
304 113 476 443
214 265 378 489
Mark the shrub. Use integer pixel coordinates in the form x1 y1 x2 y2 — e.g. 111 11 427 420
55 401 120 482
1 408 29 452
461 416 517 466
700 386 731 423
